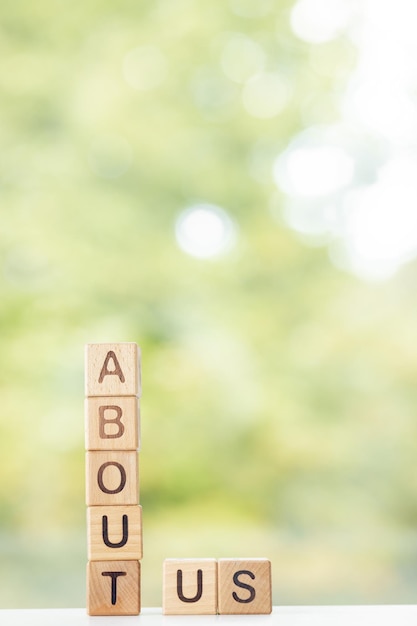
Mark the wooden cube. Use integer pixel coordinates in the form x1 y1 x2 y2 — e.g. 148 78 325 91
86 451 139 506
87 559 140 615
163 559 217 615
85 343 140 397
218 558 272 615
88 505 143 561
85 397 140 451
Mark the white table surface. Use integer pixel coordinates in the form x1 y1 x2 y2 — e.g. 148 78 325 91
1 606 417 625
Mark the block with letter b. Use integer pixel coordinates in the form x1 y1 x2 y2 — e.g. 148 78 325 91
86 451 139 506
218 558 272 615
163 559 217 615
85 343 141 397
85 396 140 451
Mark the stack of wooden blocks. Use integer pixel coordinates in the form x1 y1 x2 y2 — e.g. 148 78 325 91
84 341 272 616
85 343 142 616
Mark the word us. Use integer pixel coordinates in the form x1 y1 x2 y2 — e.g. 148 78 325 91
85 343 142 616
163 558 272 615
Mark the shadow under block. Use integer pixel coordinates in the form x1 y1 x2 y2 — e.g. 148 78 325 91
217 558 272 615
88 505 143 561
85 396 140 451
87 560 141 616
86 451 139 506
163 559 217 615
85 343 140 398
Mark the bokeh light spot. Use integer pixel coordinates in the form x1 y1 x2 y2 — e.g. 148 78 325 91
343 81 417 141
290 0 352 43
242 72 290 119
221 34 265 84
274 144 354 197
175 204 236 258
341 155 417 279
190 68 237 118
122 45 167 91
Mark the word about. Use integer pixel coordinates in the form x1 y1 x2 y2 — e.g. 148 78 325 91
85 343 142 616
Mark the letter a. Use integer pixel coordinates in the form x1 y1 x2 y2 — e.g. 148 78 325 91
98 351 125 384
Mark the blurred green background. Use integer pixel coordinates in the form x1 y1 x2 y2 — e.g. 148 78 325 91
2 0 417 609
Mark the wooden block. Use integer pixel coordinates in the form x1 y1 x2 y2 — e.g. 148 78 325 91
87 559 140 615
86 451 139 506
88 505 143 561
85 397 140 451
163 559 217 615
85 343 140 397
218 558 272 615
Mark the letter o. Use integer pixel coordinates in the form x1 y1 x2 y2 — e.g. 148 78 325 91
97 461 126 494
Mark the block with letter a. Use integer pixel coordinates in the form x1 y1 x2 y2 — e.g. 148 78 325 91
85 343 140 397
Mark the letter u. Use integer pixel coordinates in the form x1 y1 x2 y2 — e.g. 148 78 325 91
102 514 128 548
177 568 203 603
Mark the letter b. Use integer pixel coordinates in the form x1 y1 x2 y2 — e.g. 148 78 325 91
99 405 125 439
85 397 139 451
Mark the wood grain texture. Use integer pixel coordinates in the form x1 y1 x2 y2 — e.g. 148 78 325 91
218 559 272 615
85 343 141 397
86 451 139 506
85 396 140 451
163 559 217 615
87 560 140 615
87 505 143 561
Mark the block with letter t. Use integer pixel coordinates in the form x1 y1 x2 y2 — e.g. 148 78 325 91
87 560 141 616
